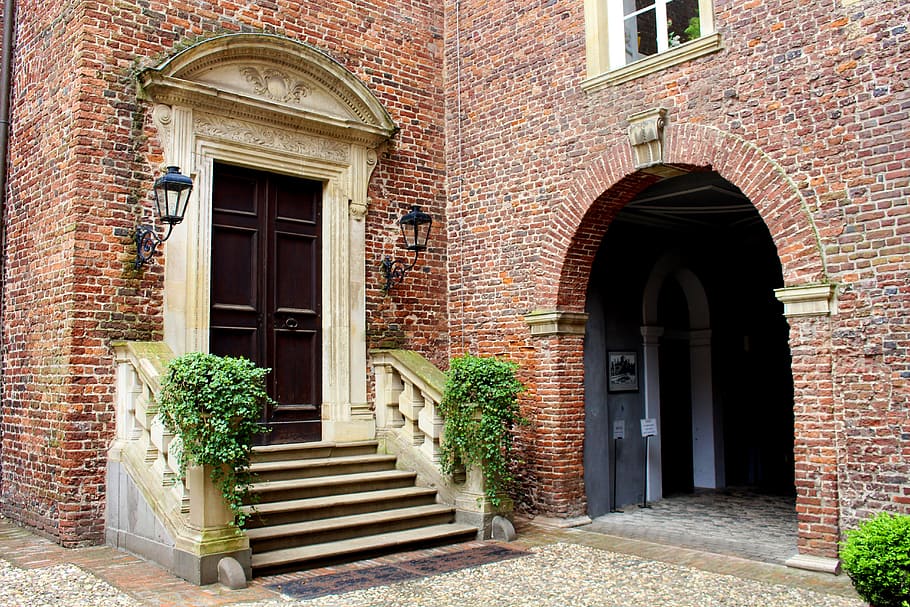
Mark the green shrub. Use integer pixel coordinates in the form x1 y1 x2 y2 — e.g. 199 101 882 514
438 354 525 507
840 512 910 607
157 352 271 526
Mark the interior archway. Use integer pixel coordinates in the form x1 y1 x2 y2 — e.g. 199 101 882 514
584 170 794 522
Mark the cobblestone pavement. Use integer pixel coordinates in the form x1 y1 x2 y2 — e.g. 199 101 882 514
584 488 798 564
0 515 862 607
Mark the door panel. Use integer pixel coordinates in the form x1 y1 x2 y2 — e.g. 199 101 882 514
211 227 258 308
210 162 323 444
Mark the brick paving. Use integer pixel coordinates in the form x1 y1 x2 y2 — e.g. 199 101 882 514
0 520 275 607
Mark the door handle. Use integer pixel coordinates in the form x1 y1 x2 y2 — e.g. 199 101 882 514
284 317 299 329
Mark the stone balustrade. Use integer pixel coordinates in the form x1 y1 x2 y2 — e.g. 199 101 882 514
371 349 510 537
108 341 250 585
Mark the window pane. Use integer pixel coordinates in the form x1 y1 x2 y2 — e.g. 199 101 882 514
625 5 657 61
667 0 701 45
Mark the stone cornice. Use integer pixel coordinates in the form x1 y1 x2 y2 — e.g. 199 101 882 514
774 284 837 317
525 310 589 337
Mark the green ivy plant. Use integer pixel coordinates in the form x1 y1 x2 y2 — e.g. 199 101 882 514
840 512 910 607
157 352 271 526
438 354 525 507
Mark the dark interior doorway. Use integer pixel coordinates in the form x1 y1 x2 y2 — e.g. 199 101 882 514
659 275 694 495
209 162 323 444
584 170 795 519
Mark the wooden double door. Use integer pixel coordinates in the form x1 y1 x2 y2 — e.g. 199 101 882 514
210 162 322 444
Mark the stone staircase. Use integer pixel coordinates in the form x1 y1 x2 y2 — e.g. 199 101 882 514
242 440 478 574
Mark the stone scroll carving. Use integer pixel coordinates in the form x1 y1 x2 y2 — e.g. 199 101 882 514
194 113 351 163
627 108 688 178
627 107 668 169
152 104 174 153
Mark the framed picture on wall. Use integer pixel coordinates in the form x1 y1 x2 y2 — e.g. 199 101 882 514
608 351 638 392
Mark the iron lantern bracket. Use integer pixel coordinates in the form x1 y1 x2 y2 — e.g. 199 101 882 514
381 249 420 294
134 222 175 269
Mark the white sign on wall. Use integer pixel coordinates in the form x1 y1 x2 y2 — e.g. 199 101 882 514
613 420 625 440
640 418 657 438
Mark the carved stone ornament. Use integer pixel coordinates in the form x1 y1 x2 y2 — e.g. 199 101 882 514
349 199 368 220
628 108 668 169
194 113 351 163
238 66 309 105
152 104 173 152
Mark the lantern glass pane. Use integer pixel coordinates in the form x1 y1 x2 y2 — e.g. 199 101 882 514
153 167 193 225
415 219 431 249
399 205 432 251
165 187 180 218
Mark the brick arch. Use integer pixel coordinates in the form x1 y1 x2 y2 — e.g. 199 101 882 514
549 125 827 310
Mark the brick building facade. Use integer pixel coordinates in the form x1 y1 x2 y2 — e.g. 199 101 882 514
0 0 907 568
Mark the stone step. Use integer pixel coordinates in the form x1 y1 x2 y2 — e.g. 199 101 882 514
250 523 479 572
251 440 379 463
243 486 440 529
248 469 418 504
246 504 458 553
249 453 398 482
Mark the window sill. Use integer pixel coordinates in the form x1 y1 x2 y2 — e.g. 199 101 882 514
582 33 723 92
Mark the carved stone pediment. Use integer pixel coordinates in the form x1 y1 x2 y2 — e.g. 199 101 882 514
188 63 356 125
139 34 397 146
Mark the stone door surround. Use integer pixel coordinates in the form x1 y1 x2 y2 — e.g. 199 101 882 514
138 33 397 441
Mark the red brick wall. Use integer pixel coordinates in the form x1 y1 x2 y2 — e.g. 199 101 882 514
1 0 907 559
1 0 448 544
443 0 908 557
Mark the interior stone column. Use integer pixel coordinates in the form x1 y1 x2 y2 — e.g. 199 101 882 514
640 325 664 502
689 328 718 489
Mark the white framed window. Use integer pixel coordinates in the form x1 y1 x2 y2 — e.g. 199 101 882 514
584 0 721 89
612 0 703 67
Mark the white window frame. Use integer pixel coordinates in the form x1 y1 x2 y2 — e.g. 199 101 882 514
583 0 722 91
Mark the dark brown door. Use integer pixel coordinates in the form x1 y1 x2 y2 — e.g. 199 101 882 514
210 162 322 444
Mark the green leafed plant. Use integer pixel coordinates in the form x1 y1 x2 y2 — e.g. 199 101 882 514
157 352 271 526
840 512 910 607
438 354 526 507
684 16 701 42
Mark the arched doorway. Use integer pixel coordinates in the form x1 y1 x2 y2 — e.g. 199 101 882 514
584 171 794 517
543 122 839 561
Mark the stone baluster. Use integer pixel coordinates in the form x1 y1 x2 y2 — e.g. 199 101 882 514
418 393 443 463
398 381 425 446
374 362 404 430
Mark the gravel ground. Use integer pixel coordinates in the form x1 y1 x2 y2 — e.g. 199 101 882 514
277 544 863 607
0 543 864 607
0 558 140 607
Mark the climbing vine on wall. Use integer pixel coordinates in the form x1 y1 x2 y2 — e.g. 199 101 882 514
438 354 526 507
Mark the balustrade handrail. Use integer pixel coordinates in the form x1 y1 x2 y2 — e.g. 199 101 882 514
111 341 188 528
371 349 507 524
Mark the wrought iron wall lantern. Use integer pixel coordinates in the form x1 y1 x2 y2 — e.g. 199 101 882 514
381 205 432 293
134 166 194 269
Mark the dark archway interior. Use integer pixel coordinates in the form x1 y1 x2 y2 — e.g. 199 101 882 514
584 171 795 517
658 279 694 496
